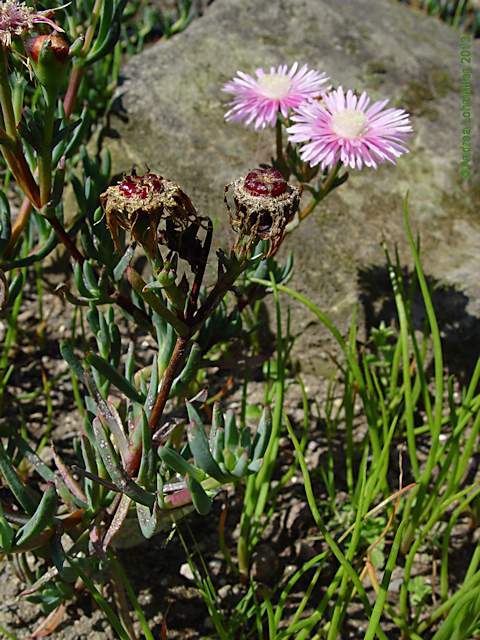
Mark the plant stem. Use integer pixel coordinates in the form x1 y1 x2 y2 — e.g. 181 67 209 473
6 197 31 256
0 47 40 208
82 0 104 54
298 161 342 221
192 256 246 331
127 266 189 337
63 65 83 118
321 160 342 195
38 90 57 206
298 193 320 222
186 218 212 320
45 211 85 263
0 46 17 139
125 256 248 476
8 53 85 253
124 335 189 476
149 336 189 431
275 118 284 167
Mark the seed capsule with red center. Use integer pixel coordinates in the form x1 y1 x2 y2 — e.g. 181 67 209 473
118 179 147 199
225 167 301 258
100 172 199 256
244 168 288 197
118 174 163 199
118 178 140 198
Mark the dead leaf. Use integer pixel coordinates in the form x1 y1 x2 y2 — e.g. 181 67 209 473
30 604 66 638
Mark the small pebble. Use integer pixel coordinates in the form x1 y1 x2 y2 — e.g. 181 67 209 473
179 563 195 582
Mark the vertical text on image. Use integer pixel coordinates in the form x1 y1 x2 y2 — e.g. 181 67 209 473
459 34 473 180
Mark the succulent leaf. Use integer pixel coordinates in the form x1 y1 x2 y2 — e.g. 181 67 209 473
14 483 57 548
186 475 212 515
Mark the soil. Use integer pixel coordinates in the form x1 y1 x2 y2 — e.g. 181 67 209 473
0 261 341 638
0 263 477 640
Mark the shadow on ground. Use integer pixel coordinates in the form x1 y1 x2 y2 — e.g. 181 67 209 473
357 264 480 382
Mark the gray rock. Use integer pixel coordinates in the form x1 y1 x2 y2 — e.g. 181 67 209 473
105 0 480 374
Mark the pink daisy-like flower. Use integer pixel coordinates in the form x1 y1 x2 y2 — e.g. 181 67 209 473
287 87 413 170
223 62 329 130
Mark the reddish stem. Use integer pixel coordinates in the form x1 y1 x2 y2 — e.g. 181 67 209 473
125 335 189 477
63 66 84 119
7 66 84 253
45 213 85 264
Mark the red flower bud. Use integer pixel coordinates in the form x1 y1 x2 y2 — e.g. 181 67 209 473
26 34 69 90
26 34 69 63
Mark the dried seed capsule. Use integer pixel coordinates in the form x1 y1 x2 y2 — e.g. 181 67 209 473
225 167 301 257
100 172 199 257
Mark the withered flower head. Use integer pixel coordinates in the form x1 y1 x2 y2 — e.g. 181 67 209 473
0 1 62 47
225 167 301 257
100 172 199 256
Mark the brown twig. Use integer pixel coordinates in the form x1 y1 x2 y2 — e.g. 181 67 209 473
191 256 246 331
186 218 212 320
125 335 189 477
45 213 85 264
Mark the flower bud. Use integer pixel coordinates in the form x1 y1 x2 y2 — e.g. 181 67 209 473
68 35 84 57
225 168 301 257
100 172 199 257
26 34 69 90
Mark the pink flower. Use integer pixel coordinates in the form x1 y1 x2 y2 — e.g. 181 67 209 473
0 0 63 47
287 87 413 170
223 62 329 130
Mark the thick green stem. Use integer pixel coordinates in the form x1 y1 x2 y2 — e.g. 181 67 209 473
0 46 17 139
321 160 342 196
0 47 40 207
127 266 189 337
38 90 57 206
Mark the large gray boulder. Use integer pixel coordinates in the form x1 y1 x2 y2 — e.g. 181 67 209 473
105 0 480 374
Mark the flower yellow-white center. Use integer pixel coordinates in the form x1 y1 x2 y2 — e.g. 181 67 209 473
331 109 368 139
257 74 292 100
